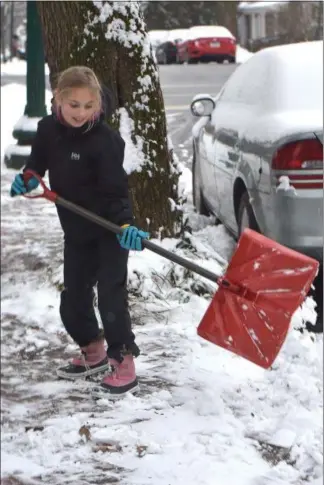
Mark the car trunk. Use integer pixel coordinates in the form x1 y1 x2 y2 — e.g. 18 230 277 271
193 37 234 53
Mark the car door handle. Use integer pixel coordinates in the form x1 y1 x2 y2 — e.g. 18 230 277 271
228 151 239 162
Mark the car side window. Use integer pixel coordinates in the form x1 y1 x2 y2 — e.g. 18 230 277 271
219 63 251 104
220 56 270 107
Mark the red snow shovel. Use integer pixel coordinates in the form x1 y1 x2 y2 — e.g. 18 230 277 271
23 170 319 369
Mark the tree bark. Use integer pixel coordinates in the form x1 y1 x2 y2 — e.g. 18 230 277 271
37 0 182 238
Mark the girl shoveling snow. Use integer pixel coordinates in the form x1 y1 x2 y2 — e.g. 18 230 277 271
10 66 149 396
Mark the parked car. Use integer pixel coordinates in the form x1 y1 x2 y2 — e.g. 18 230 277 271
155 29 188 64
177 25 236 64
147 30 170 51
190 40 323 329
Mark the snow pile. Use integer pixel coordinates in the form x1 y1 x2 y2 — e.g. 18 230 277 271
119 107 146 173
236 45 254 63
276 176 297 195
2 84 53 162
1 81 322 485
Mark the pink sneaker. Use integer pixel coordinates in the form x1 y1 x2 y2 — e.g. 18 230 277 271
99 354 139 396
57 337 109 380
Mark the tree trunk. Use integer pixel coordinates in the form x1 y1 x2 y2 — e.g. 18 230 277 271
37 0 182 238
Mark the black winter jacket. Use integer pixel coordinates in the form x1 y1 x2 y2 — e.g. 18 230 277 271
24 114 134 243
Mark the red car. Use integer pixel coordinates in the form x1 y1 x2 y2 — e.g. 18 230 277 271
176 25 236 64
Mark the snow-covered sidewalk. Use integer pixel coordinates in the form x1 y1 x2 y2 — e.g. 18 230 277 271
1 84 322 485
1 58 50 76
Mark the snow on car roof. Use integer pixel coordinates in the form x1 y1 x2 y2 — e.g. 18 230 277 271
147 30 169 44
260 40 323 110
167 29 189 42
187 25 235 40
263 39 323 59
214 40 322 143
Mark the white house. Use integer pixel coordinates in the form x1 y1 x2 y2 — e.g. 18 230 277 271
237 1 323 50
237 1 289 48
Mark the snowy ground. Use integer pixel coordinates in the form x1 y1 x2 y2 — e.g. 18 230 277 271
1 58 50 76
1 83 323 485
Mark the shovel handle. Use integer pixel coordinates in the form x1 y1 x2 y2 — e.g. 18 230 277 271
23 170 223 284
23 170 57 202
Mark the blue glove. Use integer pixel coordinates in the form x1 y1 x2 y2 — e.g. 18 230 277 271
10 173 39 197
117 225 149 251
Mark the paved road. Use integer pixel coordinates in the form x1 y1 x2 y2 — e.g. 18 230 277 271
158 63 236 162
159 63 235 111
1 63 236 163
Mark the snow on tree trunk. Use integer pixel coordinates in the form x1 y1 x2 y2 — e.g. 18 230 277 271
37 0 182 237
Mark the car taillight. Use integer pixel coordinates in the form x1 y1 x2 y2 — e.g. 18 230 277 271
272 139 323 189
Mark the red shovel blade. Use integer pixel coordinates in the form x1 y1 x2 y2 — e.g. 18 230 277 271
197 229 319 369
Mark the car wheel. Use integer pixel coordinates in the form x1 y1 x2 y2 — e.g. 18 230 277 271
237 191 259 237
176 53 184 65
192 148 210 216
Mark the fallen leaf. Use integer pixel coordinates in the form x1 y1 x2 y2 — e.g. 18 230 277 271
25 426 44 432
93 442 122 453
79 425 91 442
136 445 148 457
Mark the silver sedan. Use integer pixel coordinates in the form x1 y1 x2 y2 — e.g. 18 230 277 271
191 40 323 331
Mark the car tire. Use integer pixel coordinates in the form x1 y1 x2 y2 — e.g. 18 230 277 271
176 54 184 65
237 191 259 237
192 148 210 216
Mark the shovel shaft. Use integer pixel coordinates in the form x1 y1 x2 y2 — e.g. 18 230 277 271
55 195 221 284
23 170 222 284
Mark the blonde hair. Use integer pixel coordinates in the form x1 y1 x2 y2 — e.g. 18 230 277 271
55 66 102 107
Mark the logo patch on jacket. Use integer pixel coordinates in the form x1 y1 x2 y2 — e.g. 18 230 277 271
71 152 80 160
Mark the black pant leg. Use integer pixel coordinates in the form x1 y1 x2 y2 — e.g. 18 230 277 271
313 263 323 330
60 240 100 347
96 234 138 361
306 262 323 333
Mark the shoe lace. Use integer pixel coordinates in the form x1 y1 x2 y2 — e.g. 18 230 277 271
108 362 119 380
81 350 91 372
